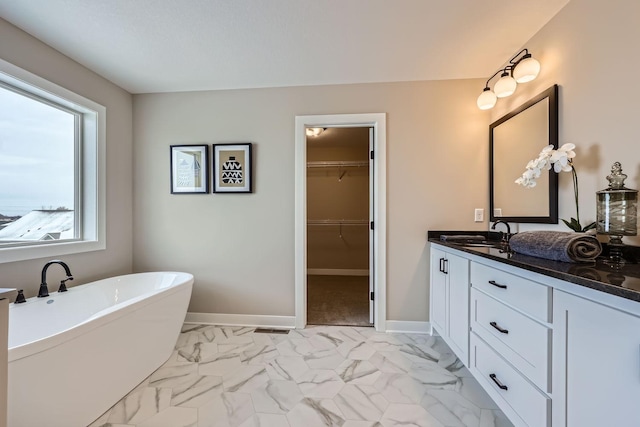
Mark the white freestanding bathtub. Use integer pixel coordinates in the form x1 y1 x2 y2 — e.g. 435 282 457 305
7 271 193 427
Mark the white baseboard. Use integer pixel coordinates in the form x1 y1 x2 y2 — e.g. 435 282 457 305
307 268 369 276
185 312 296 329
385 320 431 334
185 313 429 335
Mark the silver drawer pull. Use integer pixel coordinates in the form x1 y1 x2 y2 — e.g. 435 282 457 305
490 321 509 334
488 280 507 289
489 373 509 390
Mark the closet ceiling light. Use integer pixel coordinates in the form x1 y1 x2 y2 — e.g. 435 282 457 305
306 127 325 137
476 48 541 110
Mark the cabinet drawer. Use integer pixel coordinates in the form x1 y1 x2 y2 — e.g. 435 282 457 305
471 262 550 322
471 333 550 427
471 289 550 391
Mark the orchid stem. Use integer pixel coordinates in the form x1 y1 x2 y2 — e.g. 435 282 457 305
571 163 580 228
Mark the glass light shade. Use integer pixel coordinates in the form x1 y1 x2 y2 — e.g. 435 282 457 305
513 56 541 83
477 89 497 110
494 73 517 98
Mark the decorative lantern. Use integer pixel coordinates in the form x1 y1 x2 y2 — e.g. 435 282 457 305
596 162 638 265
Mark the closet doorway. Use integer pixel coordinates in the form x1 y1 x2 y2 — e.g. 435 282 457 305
306 127 372 326
295 113 386 331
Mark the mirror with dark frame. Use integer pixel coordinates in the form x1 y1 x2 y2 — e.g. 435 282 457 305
490 84 559 223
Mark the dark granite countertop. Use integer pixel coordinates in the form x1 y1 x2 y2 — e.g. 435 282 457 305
428 231 640 304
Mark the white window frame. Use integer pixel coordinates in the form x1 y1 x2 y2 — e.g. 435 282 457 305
0 58 106 263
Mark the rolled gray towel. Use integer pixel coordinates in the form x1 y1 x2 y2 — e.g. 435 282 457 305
509 231 602 263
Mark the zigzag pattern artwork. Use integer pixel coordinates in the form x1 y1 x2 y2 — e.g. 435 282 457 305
221 156 243 184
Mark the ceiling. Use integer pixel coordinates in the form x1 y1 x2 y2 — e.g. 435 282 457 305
0 0 569 94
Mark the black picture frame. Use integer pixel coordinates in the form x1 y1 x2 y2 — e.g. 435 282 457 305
170 144 209 194
212 143 253 193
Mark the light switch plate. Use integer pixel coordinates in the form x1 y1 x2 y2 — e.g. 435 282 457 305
474 208 484 222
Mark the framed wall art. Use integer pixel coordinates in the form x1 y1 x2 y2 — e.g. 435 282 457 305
212 143 253 193
170 144 209 194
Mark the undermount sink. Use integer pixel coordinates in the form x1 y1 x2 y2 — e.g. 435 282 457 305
439 235 505 249
446 240 505 249
461 242 502 247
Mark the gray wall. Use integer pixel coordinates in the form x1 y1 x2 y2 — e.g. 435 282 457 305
132 80 488 321
0 18 134 292
490 0 640 246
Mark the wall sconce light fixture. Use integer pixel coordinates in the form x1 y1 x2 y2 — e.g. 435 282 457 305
477 49 541 110
305 127 325 137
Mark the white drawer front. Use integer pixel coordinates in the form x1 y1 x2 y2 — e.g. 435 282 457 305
471 289 550 391
471 262 550 322
471 334 550 427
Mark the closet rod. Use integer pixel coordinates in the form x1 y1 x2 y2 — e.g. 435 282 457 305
306 161 369 168
307 219 369 225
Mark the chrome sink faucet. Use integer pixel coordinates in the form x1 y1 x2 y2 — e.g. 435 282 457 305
491 220 512 243
39 259 73 298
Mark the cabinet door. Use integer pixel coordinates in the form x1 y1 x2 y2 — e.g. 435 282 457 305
430 248 447 334
553 291 640 427
447 253 469 364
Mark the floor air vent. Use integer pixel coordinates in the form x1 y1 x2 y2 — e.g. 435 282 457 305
253 328 290 334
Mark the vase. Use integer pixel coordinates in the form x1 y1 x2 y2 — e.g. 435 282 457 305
596 162 638 265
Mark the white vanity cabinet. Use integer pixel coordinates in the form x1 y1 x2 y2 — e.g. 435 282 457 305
469 262 552 427
430 245 470 366
552 290 640 427
429 241 640 427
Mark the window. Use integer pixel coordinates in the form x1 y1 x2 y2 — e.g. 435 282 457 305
0 84 77 242
0 59 105 263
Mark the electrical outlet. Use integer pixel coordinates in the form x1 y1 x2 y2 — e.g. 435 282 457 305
494 208 503 217
474 208 484 222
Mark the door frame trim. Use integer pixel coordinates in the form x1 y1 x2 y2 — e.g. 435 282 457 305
294 113 387 331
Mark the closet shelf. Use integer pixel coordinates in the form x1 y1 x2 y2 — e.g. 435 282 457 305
306 161 369 168
308 219 369 225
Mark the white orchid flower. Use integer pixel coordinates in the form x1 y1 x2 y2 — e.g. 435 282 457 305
552 155 573 172
515 176 536 187
550 150 566 164
540 145 554 154
530 156 547 170
558 143 576 159
515 142 593 232
551 156 569 173
516 143 578 188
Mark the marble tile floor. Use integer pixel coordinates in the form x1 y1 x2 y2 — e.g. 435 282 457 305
90 325 514 427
